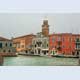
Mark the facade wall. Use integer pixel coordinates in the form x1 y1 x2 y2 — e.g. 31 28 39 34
13 34 35 52
32 33 49 55
0 40 16 56
13 38 25 52
49 33 80 55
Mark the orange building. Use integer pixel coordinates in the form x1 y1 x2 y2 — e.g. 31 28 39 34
49 33 80 55
13 34 36 53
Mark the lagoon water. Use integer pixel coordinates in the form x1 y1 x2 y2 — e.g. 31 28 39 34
3 55 78 66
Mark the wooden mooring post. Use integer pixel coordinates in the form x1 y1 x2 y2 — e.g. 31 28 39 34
0 55 4 66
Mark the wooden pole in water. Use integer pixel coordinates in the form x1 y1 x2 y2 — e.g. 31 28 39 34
0 55 3 66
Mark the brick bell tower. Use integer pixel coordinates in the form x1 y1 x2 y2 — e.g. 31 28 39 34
42 19 49 37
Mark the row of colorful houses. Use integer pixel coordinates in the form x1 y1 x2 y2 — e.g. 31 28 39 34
0 19 80 57
12 33 80 56
12 19 80 56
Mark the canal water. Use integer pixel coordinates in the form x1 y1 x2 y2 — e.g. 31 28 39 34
3 55 78 66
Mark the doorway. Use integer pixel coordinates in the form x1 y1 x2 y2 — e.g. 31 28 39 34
38 49 40 54
44 51 46 55
77 51 79 56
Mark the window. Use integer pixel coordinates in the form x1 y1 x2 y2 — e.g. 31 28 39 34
8 50 11 53
3 50 6 52
42 40 47 48
0 43 2 48
76 44 80 49
63 45 65 48
17 44 20 48
58 42 61 45
69 46 71 48
35 45 36 47
22 45 24 48
5 43 7 47
52 37 55 42
58 37 61 41
47 44 48 47
26 51 27 53
69 38 71 42
79 45 80 48
76 38 80 42
10 43 12 47
76 44 78 49
72 38 74 42
62 38 64 42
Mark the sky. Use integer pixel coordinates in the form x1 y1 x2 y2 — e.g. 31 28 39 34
0 13 80 39
0 0 80 39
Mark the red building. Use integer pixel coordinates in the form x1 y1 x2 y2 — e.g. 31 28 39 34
49 33 80 55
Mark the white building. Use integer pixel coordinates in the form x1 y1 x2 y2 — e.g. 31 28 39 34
32 32 49 56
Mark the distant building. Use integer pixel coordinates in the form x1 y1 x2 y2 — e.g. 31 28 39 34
0 37 16 56
13 34 36 54
32 32 49 55
49 33 80 56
